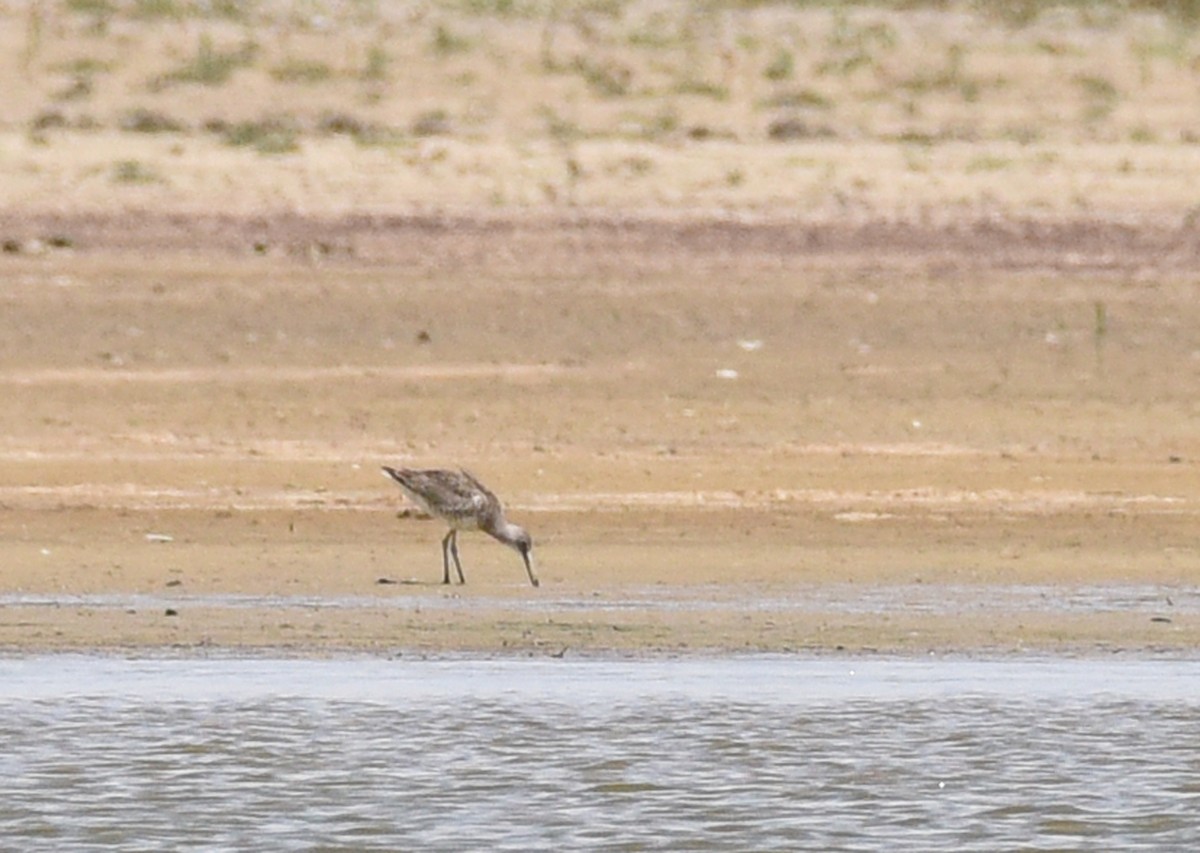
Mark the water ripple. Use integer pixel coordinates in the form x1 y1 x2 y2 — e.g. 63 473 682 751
1 657 1198 850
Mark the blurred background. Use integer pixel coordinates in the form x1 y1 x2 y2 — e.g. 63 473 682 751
4 0 1200 220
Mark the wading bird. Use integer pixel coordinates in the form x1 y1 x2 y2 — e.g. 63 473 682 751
382 466 539 587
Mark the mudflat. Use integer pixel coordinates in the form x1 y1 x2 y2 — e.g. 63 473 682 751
2 212 1198 655
2 2 1199 654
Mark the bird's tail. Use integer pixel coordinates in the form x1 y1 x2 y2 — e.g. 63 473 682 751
381 465 406 484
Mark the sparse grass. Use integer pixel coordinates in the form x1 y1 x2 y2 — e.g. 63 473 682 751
673 78 729 100
1034 40 1074 57
317 112 368 136
65 0 115 16
817 14 895 77
1001 125 1043 145
21 3 44 76
131 0 186 19
539 105 583 144
432 23 472 56
634 107 679 140
156 34 257 88
767 116 836 141
1129 125 1158 143
891 130 938 146
1016 1 1119 27
217 116 301 154
1093 300 1108 365
55 76 93 102
111 159 162 184
411 109 453 137
316 112 397 146
362 43 390 81
628 21 676 49
764 48 794 81
1076 73 1120 123
8 0 1200 218
54 58 116 76
897 43 977 101
571 56 633 97
1131 33 1191 67
815 50 872 78
980 0 1041 28
456 0 531 15
212 0 251 20
610 154 654 177
134 0 249 21
763 88 832 110
271 58 335 84
966 154 1013 172
1077 74 1119 101
120 107 185 133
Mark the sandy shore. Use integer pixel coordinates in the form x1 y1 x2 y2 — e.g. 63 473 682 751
1 209 1198 655
4 3 1200 654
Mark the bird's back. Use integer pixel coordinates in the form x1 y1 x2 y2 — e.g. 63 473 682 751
383 467 502 530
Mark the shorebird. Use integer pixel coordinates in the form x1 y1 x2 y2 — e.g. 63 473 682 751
381 466 539 587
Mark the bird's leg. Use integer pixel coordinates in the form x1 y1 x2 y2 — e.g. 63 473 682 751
448 530 466 584
441 529 454 585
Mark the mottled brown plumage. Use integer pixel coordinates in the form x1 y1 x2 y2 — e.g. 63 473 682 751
382 466 539 587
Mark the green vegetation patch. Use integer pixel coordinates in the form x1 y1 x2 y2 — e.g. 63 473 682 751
209 115 301 154
270 58 335 84
155 35 258 88
111 159 163 183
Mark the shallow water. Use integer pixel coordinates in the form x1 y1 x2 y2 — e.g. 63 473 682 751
0 581 1192 615
2 656 1199 850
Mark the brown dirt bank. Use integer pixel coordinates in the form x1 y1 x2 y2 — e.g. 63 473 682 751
5 209 1200 275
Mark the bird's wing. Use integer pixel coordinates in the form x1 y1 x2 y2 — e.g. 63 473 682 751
390 469 485 516
458 468 503 511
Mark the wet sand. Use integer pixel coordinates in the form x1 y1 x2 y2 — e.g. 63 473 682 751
2 212 1198 655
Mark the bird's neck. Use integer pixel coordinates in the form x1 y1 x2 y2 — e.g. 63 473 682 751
490 520 524 546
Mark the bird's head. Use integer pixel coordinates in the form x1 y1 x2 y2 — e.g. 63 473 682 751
502 523 539 588
508 526 533 558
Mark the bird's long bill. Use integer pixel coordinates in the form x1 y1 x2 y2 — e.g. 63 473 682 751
523 551 540 588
